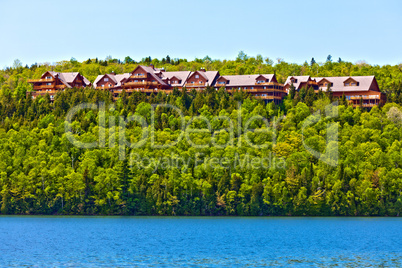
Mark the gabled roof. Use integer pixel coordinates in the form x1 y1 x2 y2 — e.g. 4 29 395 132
255 74 275 81
316 77 332 85
161 71 191 87
186 70 220 86
93 73 130 88
312 76 378 92
44 71 91 87
216 74 275 87
131 65 169 86
284 76 315 90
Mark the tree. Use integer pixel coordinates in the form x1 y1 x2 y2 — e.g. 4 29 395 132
236 51 248 62
326 55 332 62
310 57 316 66
124 56 134 64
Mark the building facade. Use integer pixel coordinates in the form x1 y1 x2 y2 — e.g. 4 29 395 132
94 65 286 103
27 71 91 100
214 74 286 104
284 75 386 107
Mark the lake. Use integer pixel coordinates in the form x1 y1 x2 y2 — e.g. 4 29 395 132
0 216 401 267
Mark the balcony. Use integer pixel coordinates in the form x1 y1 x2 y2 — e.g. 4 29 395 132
257 95 283 100
350 95 380 100
29 90 59 96
33 85 55 90
185 83 206 87
27 78 54 83
129 74 147 79
226 88 286 94
122 81 159 87
255 82 283 86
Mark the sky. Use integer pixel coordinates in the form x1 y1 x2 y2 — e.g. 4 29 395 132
0 0 401 68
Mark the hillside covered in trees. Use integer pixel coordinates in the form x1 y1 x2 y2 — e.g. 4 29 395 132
1 53 402 216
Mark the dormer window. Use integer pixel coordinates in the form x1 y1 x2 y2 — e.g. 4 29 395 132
345 83 349 86
292 79 298 83
351 83 356 86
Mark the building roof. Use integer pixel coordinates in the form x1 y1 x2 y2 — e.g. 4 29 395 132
93 73 131 88
161 71 191 87
216 74 275 87
312 76 378 92
137 65 169 86
186 70 220 86
47 71 91 87
284 76 314 90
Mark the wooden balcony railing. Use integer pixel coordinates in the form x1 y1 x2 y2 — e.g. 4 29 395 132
350 96 380 100
27 78 54 83
256 95 283 100
33 85 55 90
29 90 59 96
226 88 286 94
255 82 283 86
129 74 147 79
185 83 206 87
33 85 67 90
122 81 159 87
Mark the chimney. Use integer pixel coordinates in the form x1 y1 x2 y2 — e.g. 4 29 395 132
110 71 116 76
200 67 206 72
149 64 154 70
161 67 165 72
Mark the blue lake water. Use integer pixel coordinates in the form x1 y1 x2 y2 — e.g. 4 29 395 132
0 216 401 267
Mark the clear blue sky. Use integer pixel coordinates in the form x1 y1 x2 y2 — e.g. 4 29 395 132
1 0 401 68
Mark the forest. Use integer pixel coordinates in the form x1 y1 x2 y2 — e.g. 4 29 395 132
1 53 402 216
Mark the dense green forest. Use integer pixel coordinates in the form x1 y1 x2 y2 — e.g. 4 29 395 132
1 53 402 216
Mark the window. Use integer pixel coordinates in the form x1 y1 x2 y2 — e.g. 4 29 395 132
251 87 254 89
199 81 203 84
102 85 105 87
105 78 109 82
47 83 52 86
195 75 199 78
46 76 52 80
351 83 356 86
292 79 298 83
345 83 350 86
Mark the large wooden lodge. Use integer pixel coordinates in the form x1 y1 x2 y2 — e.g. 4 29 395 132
27 65 385 107
27 71 91 101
